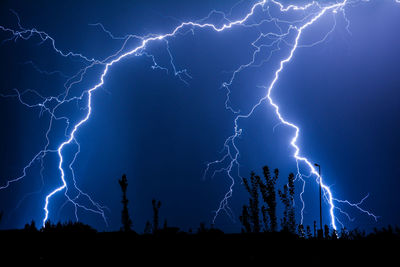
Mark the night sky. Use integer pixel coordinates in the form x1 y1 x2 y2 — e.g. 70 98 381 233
0 0 399 232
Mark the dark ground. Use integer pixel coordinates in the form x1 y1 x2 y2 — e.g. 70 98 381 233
0 230 397 264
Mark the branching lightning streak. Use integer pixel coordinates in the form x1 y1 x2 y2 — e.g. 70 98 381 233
1 0 391 229
203 0 381 230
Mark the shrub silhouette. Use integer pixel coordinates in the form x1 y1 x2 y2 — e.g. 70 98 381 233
40 220 96 233
240 166 292 233
24 220 37 232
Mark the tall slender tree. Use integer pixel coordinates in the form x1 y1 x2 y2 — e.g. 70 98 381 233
287 173 296 233
239 205 252 233
119 174 132 232
261 206 270 232
240 172 261 233
306 225 313 239
279 183 289 231
278 173 296 233
258 166 278 232
152 199 161 233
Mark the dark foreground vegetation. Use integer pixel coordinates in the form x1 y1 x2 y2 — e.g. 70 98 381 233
1 225 399 264
0 166 399 263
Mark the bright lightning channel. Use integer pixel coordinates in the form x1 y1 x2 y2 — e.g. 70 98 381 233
0 0 389 229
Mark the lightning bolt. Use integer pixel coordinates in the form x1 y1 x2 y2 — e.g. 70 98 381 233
1 0 394 229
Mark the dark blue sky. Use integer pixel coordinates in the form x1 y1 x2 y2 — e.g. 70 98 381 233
0 0 399 232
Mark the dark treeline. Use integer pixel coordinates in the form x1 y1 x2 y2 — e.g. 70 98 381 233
0 166 399 263
238 165 400 240
19 218 400 241
1 165 397 242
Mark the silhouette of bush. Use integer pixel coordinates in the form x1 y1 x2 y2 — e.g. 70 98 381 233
348 228 366 240
197 222 207 234
197 222 224 235
10 166 400 244
40 220 96 233
24 220 37 232
241 166 297 233
368 225 400 240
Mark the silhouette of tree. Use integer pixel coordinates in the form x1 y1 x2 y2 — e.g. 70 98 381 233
279 184 289 231
239 205 252 233
278 173 295 233
324 224 330 239
118 174 132 232
339 227 349 240
144 220 152 234
313 220 317 238
261 206 270 232
349 228 366 240
197 222 207 234
258 166 278 232
196 222 223 235
395 226 400 236
40 220 96 233
63 221 96 232
56 222 62 231
331 229 338 240
287 173 295 232
306 225 313 239
24 220 37 232
42 220 55 232
240 172 261 233
369 225 400 240
240 166 298 233
298 224 305 239
152 199 161 233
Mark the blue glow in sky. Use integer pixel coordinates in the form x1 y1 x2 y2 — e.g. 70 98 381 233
0 0 399 232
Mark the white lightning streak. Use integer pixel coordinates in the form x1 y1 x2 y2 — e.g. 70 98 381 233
0 0 389 229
